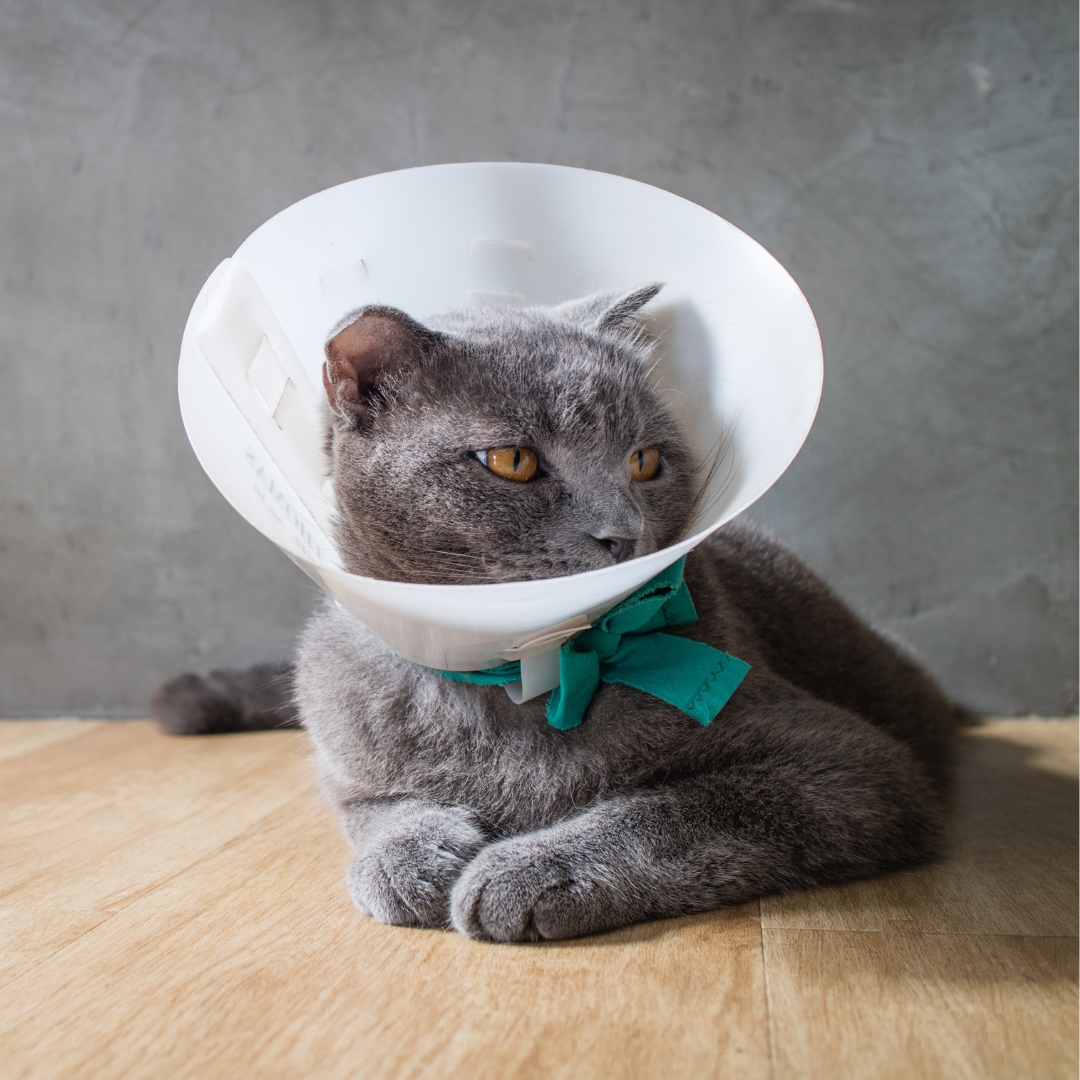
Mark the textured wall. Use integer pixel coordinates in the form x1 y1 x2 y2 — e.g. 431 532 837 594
1 0 1075 716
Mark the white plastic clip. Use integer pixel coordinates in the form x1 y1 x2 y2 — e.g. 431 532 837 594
499 616 591 703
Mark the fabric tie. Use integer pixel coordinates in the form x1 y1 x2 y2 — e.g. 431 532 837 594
432 556 750 730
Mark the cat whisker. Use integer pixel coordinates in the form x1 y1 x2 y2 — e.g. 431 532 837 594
424 549 488 562
686 422 739 530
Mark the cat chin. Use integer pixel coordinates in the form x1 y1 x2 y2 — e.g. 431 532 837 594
337 536 646 585
343 551 625 586
349 567 614 586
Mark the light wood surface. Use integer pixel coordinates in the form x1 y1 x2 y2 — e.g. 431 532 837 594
0 718 1075 1080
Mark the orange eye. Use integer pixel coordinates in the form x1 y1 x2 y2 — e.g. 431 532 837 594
630 447 660 482
486 446 538 482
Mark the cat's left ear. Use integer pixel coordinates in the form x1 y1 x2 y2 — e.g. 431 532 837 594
555 283 663 335
323 306 441 426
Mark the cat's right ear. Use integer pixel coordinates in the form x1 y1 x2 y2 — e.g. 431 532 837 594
323 306 440 426
555 283 663 336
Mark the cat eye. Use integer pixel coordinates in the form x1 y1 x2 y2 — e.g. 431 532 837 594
480 446 538 482
630 447 660 482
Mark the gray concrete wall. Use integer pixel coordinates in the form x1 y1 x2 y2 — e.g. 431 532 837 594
1 0 1075 716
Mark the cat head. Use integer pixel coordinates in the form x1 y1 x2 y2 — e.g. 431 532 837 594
322 285 696 584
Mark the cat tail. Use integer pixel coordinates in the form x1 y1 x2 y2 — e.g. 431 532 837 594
952 703 984 728
151 662 300 735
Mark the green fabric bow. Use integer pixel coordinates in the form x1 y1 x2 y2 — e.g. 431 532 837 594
433 556 750 730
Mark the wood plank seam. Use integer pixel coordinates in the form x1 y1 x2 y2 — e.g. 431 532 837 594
760 899 778 1080
1 909 121 989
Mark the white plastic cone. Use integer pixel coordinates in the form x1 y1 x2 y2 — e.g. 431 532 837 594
177 163 822 701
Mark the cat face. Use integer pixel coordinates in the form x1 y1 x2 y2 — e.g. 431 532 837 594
322 286 696 584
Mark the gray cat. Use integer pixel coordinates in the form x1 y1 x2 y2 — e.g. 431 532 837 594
154 285 958 942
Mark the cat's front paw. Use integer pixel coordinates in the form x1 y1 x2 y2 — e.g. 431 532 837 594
449 836 612 942
347 808 486 928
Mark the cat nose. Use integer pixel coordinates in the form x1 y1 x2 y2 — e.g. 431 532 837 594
593 534 637 563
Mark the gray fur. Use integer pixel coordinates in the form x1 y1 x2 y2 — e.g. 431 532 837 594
297 522 954 941
156 287 958 942
151 662 298 734
323 286 695 582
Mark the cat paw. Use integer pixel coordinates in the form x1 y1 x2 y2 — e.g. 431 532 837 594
347 809 486 928
449 837 609 942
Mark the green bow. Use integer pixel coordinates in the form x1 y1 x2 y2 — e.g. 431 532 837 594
433 557 750 730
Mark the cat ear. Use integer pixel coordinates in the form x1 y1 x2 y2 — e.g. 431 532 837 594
323 306 440 425
555 283 663 335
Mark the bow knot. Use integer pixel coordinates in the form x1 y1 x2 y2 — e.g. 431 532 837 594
434 557 750 730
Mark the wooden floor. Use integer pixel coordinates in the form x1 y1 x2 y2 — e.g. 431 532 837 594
0 719 1075 1080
